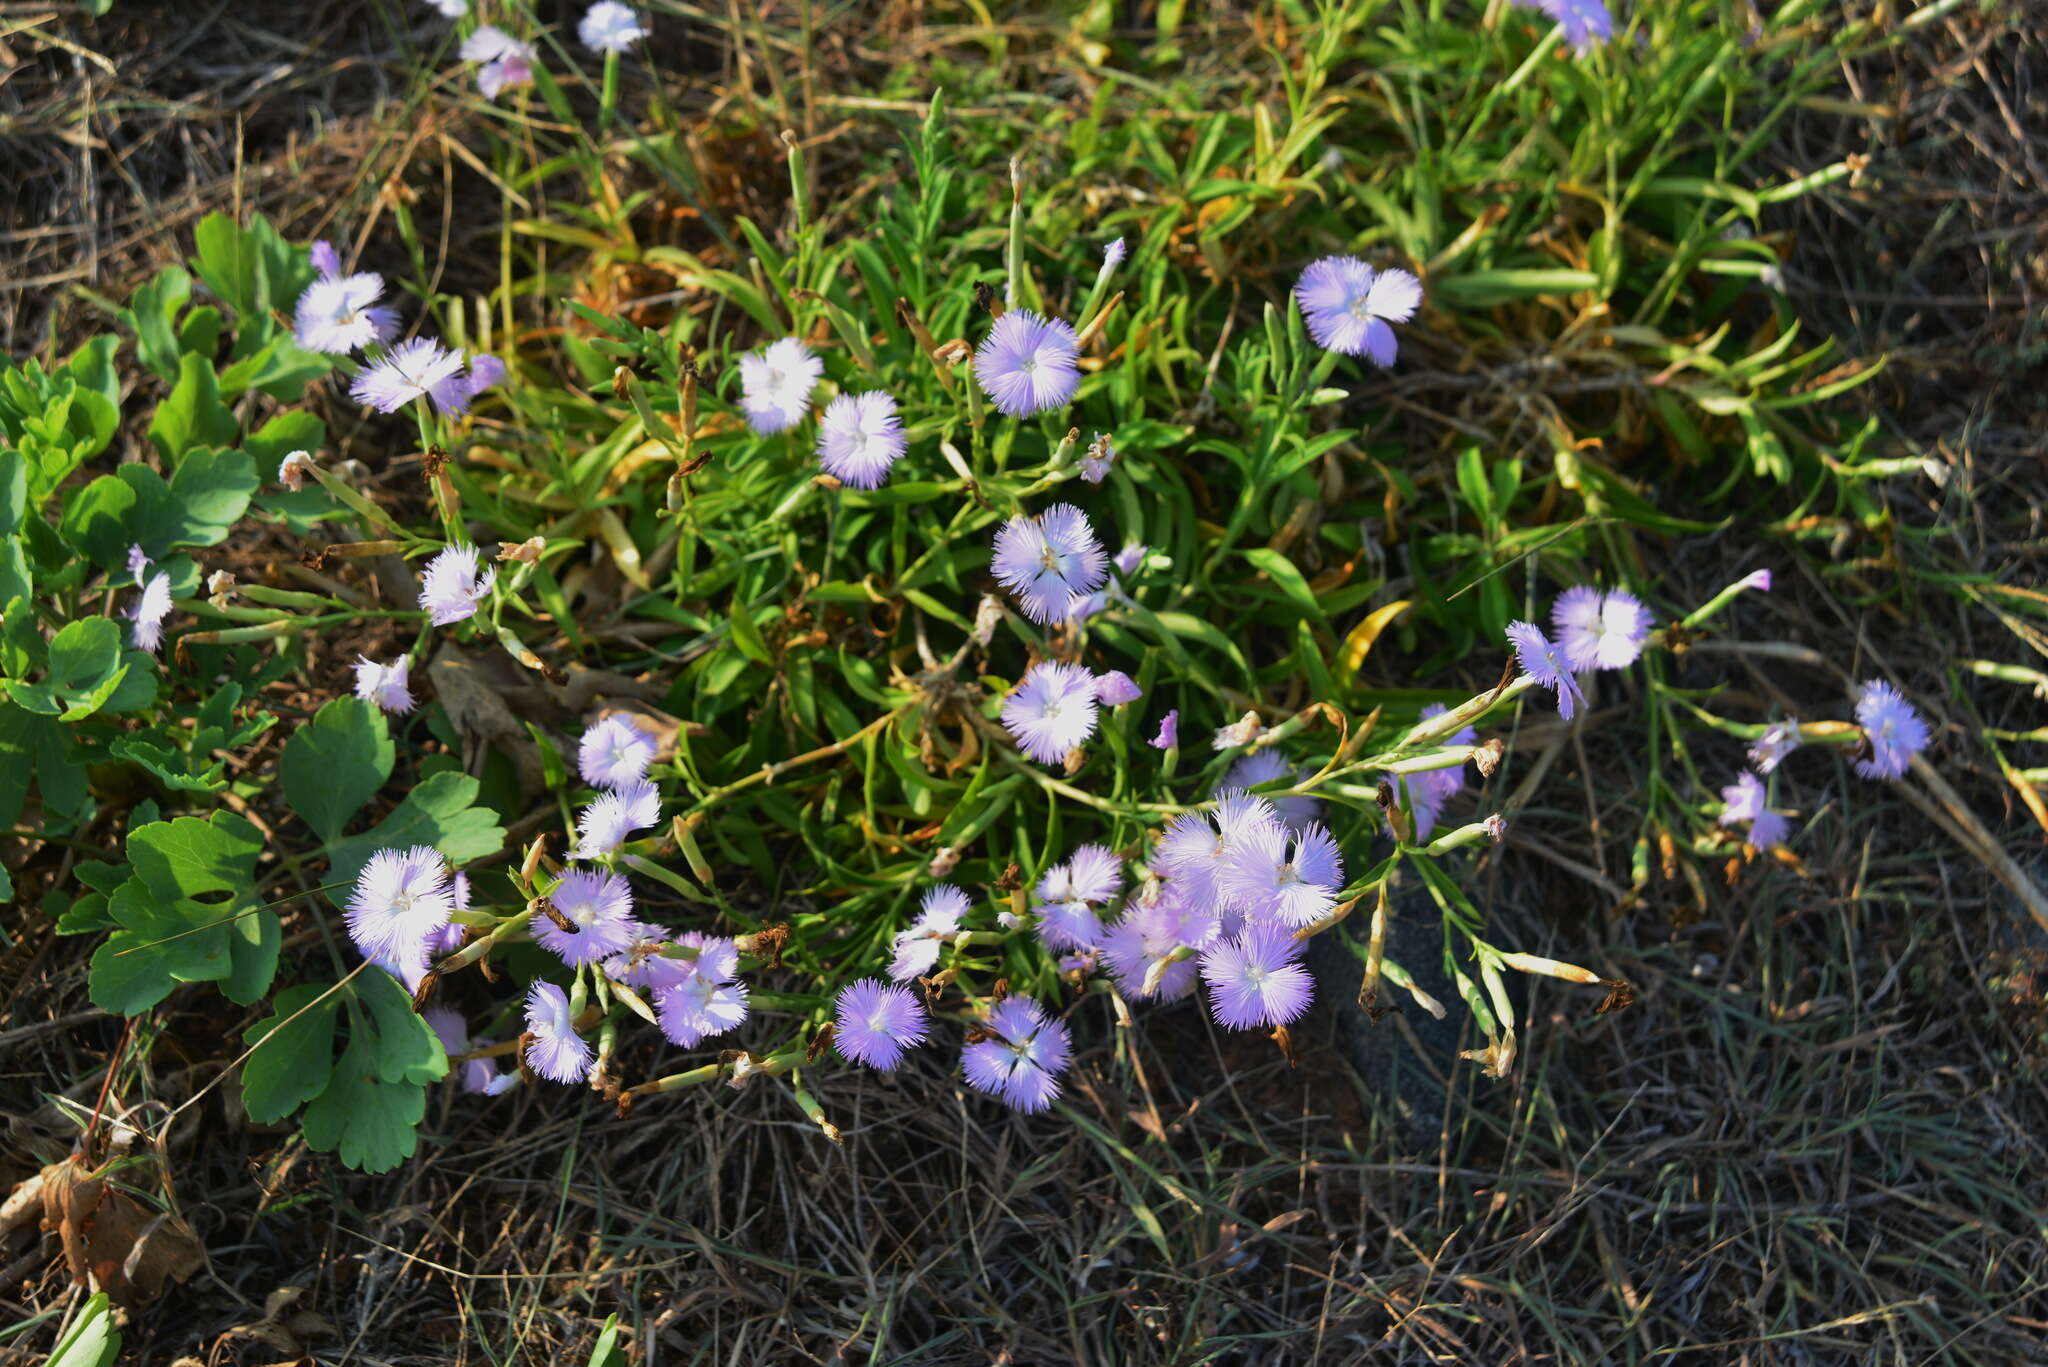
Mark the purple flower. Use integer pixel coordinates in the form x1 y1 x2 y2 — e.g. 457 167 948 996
426 353 508 417
1113 542 1146 577
1200 922 1314 1029
353 655 414 714
418 544 496 626
1157 791 1283 914
294 272 399 356
424 872 471 956
127 571 172 653
740 338 823 434
574 778 660 857
1000 661 1100 764
1101 887 1215 1001
533 868 638 967
1079 432 1115 484
579 1 647 52
1512 0 1615 54
1032 844 1123 952
1551 586 1652 672
579 714 657 789
1093 669 1142 706
126 544 150 580
1505 620 1587 720
1748 721 1801 775
523 981 592 1084
345 846 454 981
1741 569 1772 593
425 1008 517 1096
1719 772 1792 850
309 240 342 278
1149 709 1179 750
974 309 1081 417
1400 703 1475 840
961 995 1071 1113
1854 680 1930 780
1219 750 1319 832
462 27 536 101
990 503 1106 625
351 338 466 414
817 391 906 489
654 976 749 1048
889 885 970 981
1293 256 1422 365
278 450 317 491
833 978 928 1070
1221 819 1343 928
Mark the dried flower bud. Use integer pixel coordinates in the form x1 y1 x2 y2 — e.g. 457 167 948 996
927 845 960 878
205 570 237 605
498 536 545 564
1214 711 1264 749
1483 813 1507 843
1473 737 1505 778
971 593 1003 647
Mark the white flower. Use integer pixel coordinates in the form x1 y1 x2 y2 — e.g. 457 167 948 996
579 1 647 53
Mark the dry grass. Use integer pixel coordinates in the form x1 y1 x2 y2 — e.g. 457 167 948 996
4 3 2047 1364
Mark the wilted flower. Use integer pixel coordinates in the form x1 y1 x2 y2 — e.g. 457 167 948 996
205 569 236 605
1853 680 1930 780
523 982 592 1084
127 571 173 653
739 338 823 435
278 450 318 491
425 1008 516 1096
353 655 415 714
1294 256 1422 364
975 309 1082 417
961 994 1071 1112
293 270 398 356
1505 621 1586 720
817 391 906 489
1000 661 1100 764
990 503 1106 624
418 544 496 626
1149 709 1179 750
1213 712 1265 749
833 978 928 1070
579 714 657 789
1510 0 1615 55
889 885 970 981
1222 818 1343 927
345 846 454 979
1740 569 1772 593
126 544 149 580
1113 542 1146 577
1079 432 1115 484
579 1 646 52
351 338 467 415
574 778 660 857
1748 721 1801 775
1220 750 1319 832
498 536 545 564
1093 669 1142 706
1200 922 1314 1029
1551 586 1653 672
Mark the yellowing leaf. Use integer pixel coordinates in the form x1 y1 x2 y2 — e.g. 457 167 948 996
1338 600 1410 684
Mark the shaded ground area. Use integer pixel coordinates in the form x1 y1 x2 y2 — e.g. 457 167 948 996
4 3 2046 1364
